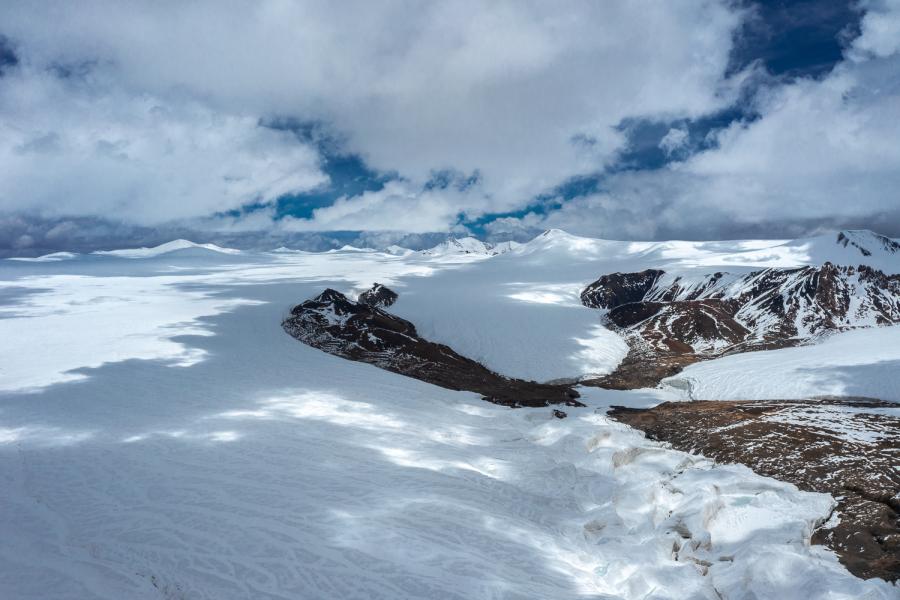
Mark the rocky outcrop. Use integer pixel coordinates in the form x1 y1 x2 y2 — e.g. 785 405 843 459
608 398 900 581
358 283 398 308
580 269 664 310
583 264 900 388
283 288 581 408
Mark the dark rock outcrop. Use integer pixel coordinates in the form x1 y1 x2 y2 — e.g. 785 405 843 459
580 269 664 310
283 288 582 408
358 283 398 308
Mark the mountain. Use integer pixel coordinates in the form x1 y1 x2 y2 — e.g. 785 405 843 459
282 287 580 407
383 244 413 256
7 251 78 262
776 229 900 272
581 261 900 387
421 236 519 256
93 239 240 258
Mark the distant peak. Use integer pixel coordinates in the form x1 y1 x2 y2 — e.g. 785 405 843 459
93 239 240 258
539 228 569 238
835 230 899 256
422 236 494 255
313 288 349 303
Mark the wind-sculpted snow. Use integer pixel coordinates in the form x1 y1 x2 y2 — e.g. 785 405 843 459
609 398 900 581
0 232 898 598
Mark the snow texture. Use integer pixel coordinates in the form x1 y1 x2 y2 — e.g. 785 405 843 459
0 231 897 598
664 326 900 402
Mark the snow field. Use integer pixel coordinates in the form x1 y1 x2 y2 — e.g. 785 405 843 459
664 326 900 402
0 233 897 598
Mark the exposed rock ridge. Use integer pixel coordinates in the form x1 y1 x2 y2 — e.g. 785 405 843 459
283 286 581 408
358 283 398 308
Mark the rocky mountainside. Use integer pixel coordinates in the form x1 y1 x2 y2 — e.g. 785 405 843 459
283 285 581 407
582 261 900 388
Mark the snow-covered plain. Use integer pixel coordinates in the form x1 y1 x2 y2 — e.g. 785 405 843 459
1 233 897 598
663 326 900 401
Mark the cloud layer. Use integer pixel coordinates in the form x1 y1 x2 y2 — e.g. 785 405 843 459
0 0 898 252
490 0 900 240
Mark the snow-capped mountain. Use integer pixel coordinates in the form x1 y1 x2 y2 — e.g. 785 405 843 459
776 229 900 272
421 236 520 256
576 231 900 390
7 251 78 262
383 244 413 256
583 263 900 354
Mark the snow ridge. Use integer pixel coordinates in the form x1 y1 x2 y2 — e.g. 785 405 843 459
93 239 240 258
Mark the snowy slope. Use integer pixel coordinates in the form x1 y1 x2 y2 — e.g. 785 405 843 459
0 248 894 599
7 251 78 262
663 326 900 401
93 239 241 258
421 237 520 256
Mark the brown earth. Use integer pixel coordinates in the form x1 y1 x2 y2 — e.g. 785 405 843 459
608 398 900 581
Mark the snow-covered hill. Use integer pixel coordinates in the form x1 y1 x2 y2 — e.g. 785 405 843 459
0 229 897 598
93 239 241 258
7 251 78 262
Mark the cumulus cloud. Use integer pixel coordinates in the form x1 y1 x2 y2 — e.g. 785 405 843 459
1 0 896 247
0 67 326 224
498 0 900 239
659 127 690 156
0 0 747 235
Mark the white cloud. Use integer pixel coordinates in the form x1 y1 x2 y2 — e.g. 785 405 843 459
850 0 900 58
0 68 326 224
4 0 895 241
495 1 900 239
659 127 689 156
280 180 486 233
0 0 747 230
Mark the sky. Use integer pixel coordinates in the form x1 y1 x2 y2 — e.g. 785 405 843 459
0 0 899 255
